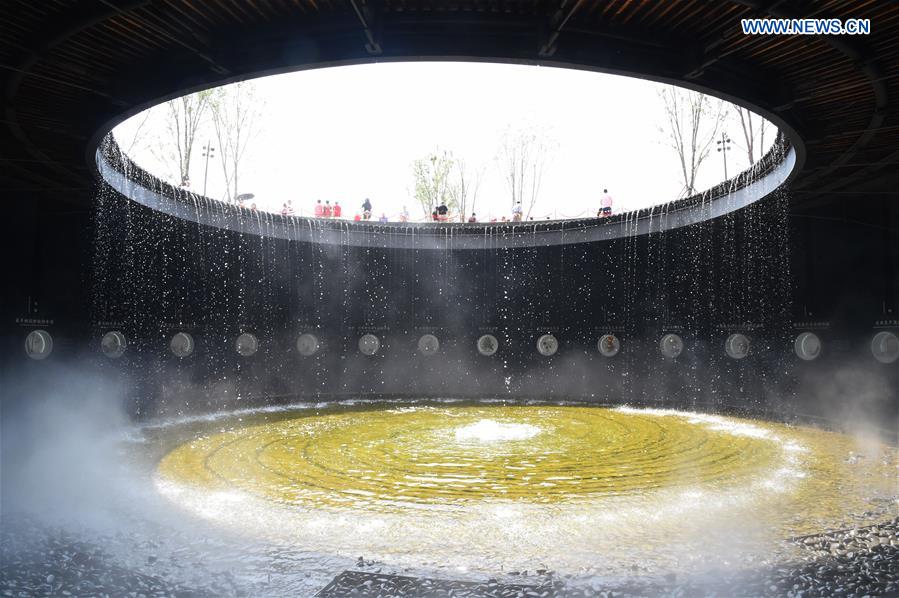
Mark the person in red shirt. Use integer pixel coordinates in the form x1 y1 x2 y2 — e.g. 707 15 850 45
313 200 323 218
333 202 342 218
323 201 333 218
353 213 362 221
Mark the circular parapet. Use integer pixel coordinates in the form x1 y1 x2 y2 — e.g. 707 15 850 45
96 130 796 251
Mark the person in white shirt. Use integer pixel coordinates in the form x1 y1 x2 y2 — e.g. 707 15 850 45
599 189 613 217
511 201 523 222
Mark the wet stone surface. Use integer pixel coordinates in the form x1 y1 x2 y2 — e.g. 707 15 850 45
0 522 208 598
316 570 550 597
316 519 898 597
2 517 896 597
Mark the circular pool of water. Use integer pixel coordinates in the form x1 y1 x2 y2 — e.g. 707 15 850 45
153 404 896 576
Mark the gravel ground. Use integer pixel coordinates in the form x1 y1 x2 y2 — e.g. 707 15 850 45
317 519 899 597
0 524 209 598
2 518 896 597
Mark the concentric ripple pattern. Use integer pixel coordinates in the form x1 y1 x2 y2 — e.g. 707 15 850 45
159 406 792 508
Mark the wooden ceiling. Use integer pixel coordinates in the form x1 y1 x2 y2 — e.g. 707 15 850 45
2 0 897 209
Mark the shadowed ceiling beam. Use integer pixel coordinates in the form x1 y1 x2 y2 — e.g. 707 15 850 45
348 0 383 55
539 0 587 57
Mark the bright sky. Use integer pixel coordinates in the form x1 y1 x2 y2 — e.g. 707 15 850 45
114 62 773 221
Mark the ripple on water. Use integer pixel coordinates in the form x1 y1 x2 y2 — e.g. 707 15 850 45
153 404 898 575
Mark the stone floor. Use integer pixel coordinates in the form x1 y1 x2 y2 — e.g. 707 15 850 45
2 518 896 597
315 570 552 597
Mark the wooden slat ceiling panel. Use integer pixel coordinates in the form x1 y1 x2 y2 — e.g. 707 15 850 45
1 0 895 204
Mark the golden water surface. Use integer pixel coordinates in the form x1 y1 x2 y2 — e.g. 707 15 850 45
155 405 897 574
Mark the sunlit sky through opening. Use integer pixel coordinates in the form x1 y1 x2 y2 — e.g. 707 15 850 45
113 62 775 221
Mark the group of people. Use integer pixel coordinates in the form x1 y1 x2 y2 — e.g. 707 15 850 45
460 190 613 223
431 203 451 222
298 189 613 222
312 199 342 218
351 198 395 222
310 198 391 222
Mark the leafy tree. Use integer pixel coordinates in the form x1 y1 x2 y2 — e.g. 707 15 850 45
411 149 455 218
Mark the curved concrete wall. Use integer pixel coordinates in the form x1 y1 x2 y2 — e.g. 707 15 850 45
96 135 796 249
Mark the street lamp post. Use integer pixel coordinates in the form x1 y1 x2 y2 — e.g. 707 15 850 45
716 132 732 180
202 141 215 196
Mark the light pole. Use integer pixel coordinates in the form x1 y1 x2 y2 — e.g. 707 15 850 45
202 141 215 196
716 132 732 180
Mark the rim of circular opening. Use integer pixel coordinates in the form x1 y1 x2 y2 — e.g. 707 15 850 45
92 59 803 250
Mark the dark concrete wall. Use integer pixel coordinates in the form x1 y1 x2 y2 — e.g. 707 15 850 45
2 186 897 426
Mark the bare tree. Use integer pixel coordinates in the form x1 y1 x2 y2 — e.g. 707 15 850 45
155 91 213 185
658 88 726 197
449 157 484 221
733 104 772 165
500 126 555 219
210 81 262 203
411 149 455 218
117 108 154 156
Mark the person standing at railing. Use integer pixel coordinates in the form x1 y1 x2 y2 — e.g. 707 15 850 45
323 201 333 218
511 201 522 222
333 201 342 218
599 188 613 217
314 200 324 218
362 198 372 220
399 206 409 222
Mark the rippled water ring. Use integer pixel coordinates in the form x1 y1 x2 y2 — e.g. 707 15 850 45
160 406 803 509
155 404 897 573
